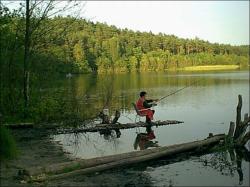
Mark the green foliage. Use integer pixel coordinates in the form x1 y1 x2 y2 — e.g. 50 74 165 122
32 97 61 122
0 126 18 160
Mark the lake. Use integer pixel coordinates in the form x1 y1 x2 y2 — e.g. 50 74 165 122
48 70 249 186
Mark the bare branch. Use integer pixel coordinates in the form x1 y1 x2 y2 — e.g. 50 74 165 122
30 1 53 35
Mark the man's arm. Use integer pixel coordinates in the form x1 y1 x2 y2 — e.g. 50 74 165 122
143 100 153 108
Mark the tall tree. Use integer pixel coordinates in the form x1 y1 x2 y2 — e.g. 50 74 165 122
23 0 30 109
22 0 83 115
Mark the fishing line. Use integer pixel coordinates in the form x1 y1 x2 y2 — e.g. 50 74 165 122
153 80 199 104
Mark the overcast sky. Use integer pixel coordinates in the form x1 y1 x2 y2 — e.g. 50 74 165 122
6 1 249 46
83 1 249 46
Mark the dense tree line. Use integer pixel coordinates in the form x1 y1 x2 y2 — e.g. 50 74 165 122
41 17 249 73
1 11 249 76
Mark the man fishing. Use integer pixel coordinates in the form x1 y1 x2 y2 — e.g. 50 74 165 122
136 91 159 126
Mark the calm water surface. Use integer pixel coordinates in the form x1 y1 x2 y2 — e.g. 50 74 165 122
50 70 249 186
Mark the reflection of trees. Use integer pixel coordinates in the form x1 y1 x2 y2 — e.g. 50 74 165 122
99 129 121 139
98 74 115 110
41 72 249 123
59 130 122 158
80 73 248 113
199 147 250 185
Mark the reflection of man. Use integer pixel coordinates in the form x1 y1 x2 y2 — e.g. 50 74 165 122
133 127 159 150
136 91 158 125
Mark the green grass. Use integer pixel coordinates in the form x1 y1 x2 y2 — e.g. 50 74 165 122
0 126 18 160
179 65 240 71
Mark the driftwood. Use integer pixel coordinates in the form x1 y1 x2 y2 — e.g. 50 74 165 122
232 95 250 147
227 121 235 138
55 120 183 134
236 131 250 147
55 108 183 134
23 134 225 181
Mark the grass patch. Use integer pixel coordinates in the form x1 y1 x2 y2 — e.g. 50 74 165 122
179 65 240 71
0 126 18 160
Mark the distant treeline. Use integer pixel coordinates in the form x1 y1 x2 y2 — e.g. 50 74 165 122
1 15 249 76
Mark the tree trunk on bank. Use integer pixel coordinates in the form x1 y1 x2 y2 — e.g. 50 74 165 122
23 0 31 111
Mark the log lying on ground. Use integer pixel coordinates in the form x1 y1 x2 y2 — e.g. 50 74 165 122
56 120 184 134
24 134 225 181
3 122 34 129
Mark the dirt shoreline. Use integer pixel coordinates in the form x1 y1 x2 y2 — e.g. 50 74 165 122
0 128 74 186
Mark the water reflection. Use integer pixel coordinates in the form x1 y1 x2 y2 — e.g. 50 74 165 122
54 130 249 186
134 127 159 150
99 129 121 139
54 126 161 159
38 71 249 123
124 146 250 186
199 146 250 185
51 71 249 186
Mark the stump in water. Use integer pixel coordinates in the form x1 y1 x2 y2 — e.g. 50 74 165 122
98 109 121 138
227 122 235 138
229 95 250 147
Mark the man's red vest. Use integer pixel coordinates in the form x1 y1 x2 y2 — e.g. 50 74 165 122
136 98 154 120
136 98 145 111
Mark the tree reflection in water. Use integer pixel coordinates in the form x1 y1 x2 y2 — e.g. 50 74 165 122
60 128 123 158
199 146 250 185
99 129 121 139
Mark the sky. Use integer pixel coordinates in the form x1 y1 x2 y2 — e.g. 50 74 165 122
83 1 249 46
5 1 249 46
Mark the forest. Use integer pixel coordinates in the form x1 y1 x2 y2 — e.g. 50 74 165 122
1 4 249 76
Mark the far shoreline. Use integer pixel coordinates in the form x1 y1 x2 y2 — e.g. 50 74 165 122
90 64 248 74
176 65 241 71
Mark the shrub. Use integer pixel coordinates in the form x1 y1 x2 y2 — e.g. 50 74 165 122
0 126 18 160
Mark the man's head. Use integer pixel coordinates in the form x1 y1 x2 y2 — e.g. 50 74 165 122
140 91 147 98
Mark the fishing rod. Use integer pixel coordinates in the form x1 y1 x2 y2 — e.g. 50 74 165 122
152 80 198 104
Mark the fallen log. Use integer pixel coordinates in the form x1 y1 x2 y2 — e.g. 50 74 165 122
3 122 34 129
24 134 225 181
55 120 183 134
